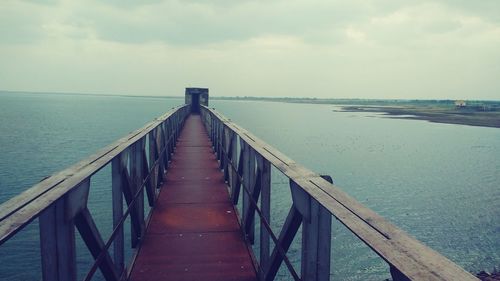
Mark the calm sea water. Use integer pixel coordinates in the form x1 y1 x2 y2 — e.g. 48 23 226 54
0 92 499 280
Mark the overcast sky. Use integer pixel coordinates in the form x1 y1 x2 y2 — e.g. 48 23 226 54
1 0 499 99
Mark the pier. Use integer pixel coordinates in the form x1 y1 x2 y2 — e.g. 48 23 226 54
0 88 479 280
129 114 256 281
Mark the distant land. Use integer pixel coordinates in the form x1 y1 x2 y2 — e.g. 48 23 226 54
213 96 500 128
212 96 500 107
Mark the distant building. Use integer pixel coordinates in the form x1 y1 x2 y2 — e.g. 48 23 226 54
455 100 466 107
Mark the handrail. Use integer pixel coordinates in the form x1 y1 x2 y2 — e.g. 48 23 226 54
0 104 190 281
201 105 478 281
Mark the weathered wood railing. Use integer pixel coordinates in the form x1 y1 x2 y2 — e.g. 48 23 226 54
0 105 189 281
201 105 478 281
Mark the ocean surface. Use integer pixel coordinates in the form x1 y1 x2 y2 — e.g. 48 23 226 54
0 92 499 280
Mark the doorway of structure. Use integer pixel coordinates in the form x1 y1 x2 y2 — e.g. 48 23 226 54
191 93 200 114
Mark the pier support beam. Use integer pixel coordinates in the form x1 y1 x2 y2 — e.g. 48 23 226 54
39 200 77 281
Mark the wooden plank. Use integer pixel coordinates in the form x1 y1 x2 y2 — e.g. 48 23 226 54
75 208 119 281
39 199 76 281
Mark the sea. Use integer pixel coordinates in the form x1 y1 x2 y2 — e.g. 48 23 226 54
0 92 499 281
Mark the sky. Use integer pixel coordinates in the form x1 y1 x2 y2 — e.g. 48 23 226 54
0 0 499 100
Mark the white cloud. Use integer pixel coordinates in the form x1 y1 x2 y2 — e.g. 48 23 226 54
0 0 499 99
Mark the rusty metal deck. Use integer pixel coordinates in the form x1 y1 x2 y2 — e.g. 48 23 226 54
129 115 257 281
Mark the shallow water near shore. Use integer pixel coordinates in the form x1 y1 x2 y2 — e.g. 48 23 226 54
0 92 499 280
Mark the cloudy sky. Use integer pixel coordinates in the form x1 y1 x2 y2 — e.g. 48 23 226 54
1 0 499 99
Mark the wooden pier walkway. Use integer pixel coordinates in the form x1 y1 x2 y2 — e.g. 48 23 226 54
129 115 257 281
0 89 480 281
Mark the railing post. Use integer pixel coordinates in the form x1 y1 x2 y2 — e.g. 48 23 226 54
290 176 332 281
130 140 145 247
164 120 170 160
211 113 215 144
218 121 223 161
168 118 173 163
223 127 230 182
111 154 125 276
248 147 256 243
241 140 249 233
143 137 154 207
173 114 178 145
301 198 331 281
148 131 158 191
231 139 244 205
39 179 91 281
139 137 146 218
219 125 226 169
229 132 238 195
259 156 271 279
39 200 77 281
166 120 172 166
156 125 165 187
215 120 221 159
172 112 178 143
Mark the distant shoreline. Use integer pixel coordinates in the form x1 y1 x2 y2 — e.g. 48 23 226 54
338 105 500 128
2 90 500 104
213 96 500 128
211 96 500 105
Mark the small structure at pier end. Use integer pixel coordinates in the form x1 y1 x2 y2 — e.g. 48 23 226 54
185 87 209 113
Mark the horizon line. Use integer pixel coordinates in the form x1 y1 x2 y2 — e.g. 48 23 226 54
1 89 499 102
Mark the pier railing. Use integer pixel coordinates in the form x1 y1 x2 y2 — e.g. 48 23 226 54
201 105 478 281
0 105 189 281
